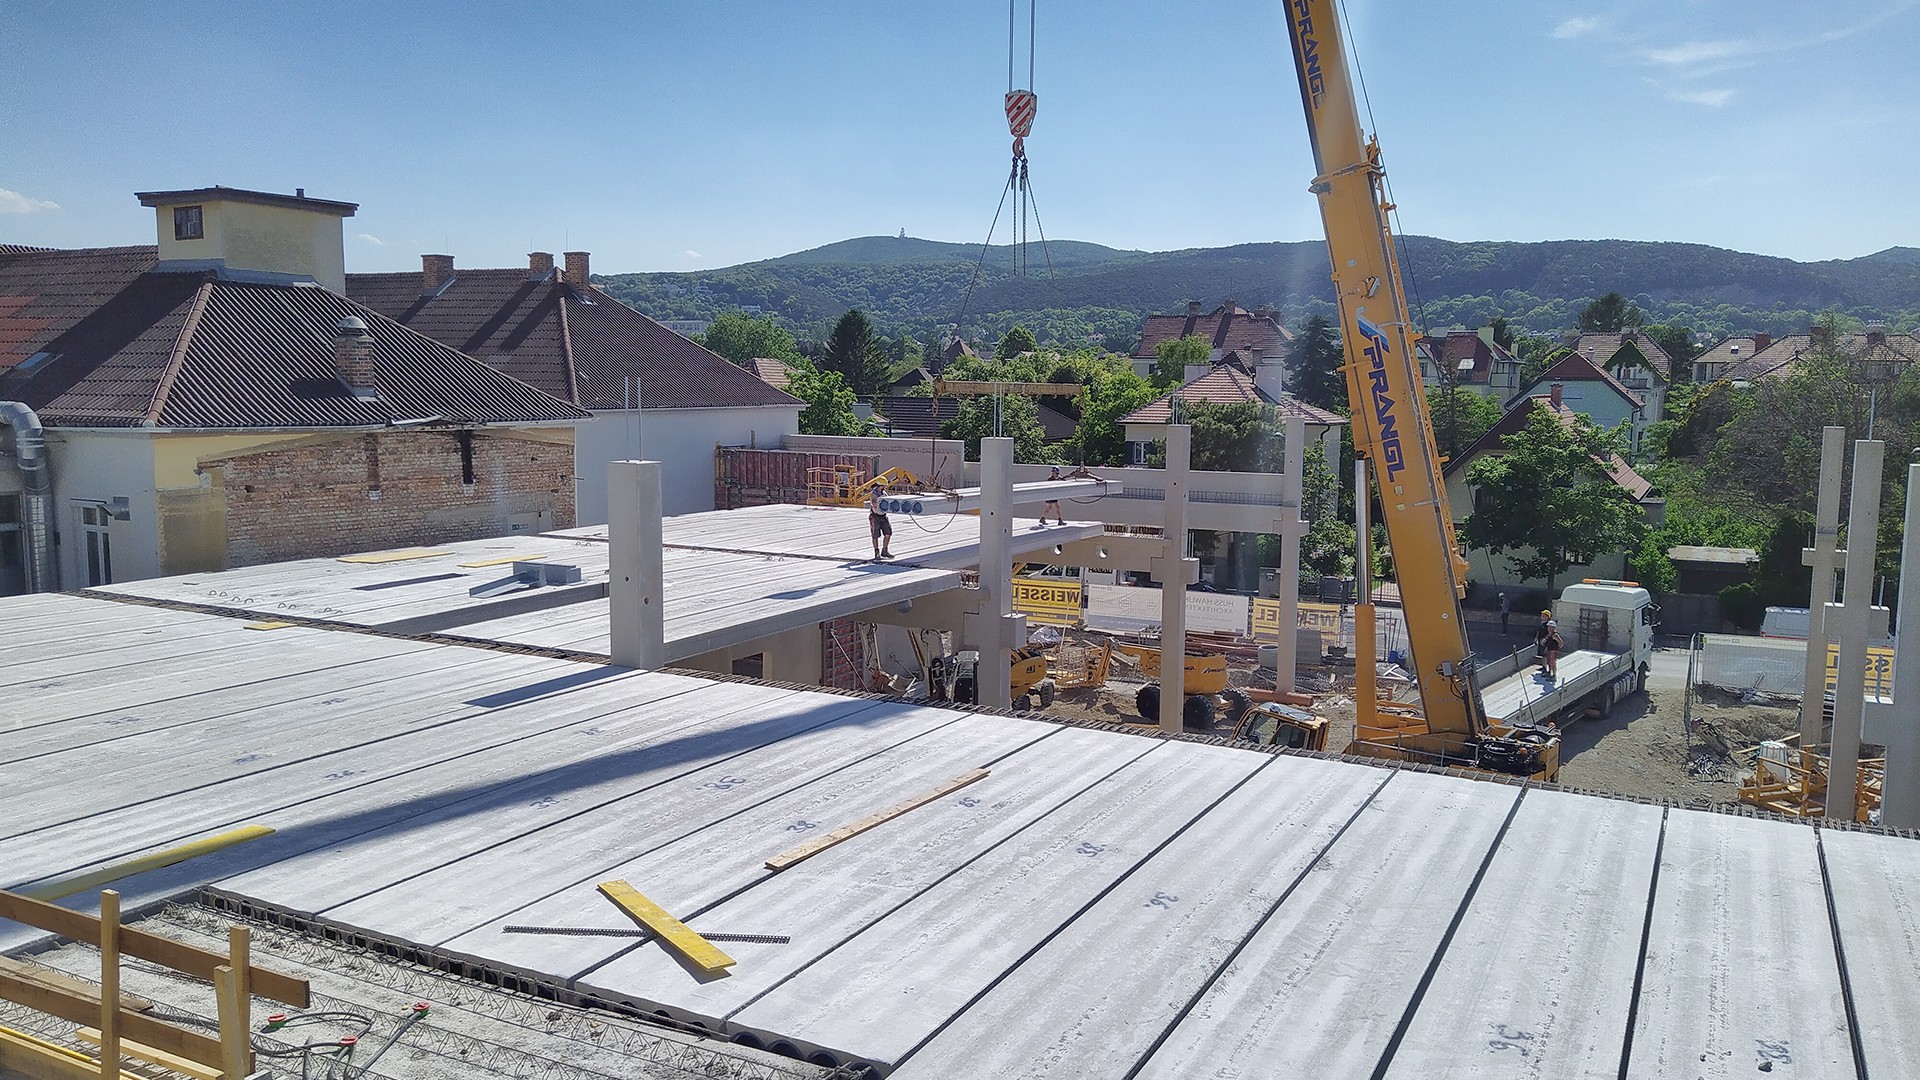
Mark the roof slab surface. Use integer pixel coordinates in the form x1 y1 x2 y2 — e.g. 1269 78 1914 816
3 592 1916 1078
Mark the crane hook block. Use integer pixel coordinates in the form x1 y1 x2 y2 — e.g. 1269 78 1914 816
1005 90 1037 138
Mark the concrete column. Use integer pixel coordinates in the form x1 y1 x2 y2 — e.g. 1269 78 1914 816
763 624 824 686
1800 426 1846 747
1830 439 1883 820
608 460 665 670
976 437 1015 709
1885 462 1920 829
1275 416 1308 693
1159 425 1192 733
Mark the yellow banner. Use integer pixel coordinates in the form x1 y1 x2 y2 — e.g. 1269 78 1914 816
1824 644 1896 698
1013 578 1082 626
1251 598 1344 642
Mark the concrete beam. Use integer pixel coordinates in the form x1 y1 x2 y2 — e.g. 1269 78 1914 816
974 438 1016 709
879 477 1119 516
608 460 665 670
1800 426 1845 746
1830 439 1882 819
1886 463 1920 828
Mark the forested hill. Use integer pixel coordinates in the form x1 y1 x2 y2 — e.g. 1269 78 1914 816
594 234 1920 350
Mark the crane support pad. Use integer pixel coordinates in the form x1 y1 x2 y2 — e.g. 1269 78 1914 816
595 881 735 974
765 769 990 872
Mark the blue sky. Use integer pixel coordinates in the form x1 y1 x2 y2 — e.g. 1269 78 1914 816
3 1 1916 273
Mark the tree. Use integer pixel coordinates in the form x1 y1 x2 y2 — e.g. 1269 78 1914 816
1578 292 1645 333
1153 334 1210 389
1641 323 1696 383
1487 316 1517 352
1299 440 1355 578
1461 406 1648 590
941 394 1056 463
995 325 1038 360
1426 386 1501 459
697 311 801 367
1287 314 1346 412
1147 400 1283 472
1070 366 1155 466
783 360 870 436
821 309 890 397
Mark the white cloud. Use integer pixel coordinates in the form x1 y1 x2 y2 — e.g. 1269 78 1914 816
1644 40 1748 66
683 250 702 259
0 188 59 214
1552 17 1601 39
1672 88 1735 107
356 233 385 245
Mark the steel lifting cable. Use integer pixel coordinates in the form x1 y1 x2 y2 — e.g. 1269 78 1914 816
956 0 1051 334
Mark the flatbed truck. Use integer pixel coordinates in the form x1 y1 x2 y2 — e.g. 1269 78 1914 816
1473 580 1657 730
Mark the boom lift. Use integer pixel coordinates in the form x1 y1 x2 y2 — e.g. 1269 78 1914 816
1285 1 1557 779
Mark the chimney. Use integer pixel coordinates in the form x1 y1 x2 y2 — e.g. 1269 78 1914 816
1867 324 1889 347
563 251 590 284
1549 383 1564 408
1810 325 1830 346
1254 304 1272 321
333 316 377 399
1187 300 1203 316
1751 332 1772 352
420 254 454 295
528 251 554 280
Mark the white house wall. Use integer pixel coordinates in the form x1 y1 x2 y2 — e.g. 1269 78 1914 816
44 430 160 589
575 406 800 523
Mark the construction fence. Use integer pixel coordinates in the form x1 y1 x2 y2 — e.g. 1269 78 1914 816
1690 633 1896 699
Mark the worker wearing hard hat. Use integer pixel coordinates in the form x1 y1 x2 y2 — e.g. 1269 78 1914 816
1534 609 1562 680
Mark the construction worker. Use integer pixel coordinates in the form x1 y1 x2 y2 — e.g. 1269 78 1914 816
1499 592 1511 636
1534 609 1562 680
868 488 894 561
1040 466 1066 526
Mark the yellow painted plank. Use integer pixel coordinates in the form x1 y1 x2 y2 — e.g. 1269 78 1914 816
21 827 275 902
73 1029 219 1080
0 1025 145 1080
457 553 547 568
336 548 452 564
765 768 990 872
595 881 735 974
243 620 297 631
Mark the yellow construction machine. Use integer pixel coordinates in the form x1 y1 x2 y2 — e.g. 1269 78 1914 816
930 639 1111 711
1287 1 1558 781
1117 643 1255 732
806 465 926 508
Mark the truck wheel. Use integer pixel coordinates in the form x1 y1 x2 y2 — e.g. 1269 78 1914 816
1183 694 1216 731
1135 684 1161 721
1220 688 1254 730
1034 678 1057 709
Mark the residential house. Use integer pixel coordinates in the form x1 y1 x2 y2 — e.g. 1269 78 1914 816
0 187 588 595
1418 327 1523 399
1568 331 1669 422
1746 325 1920 384
1119 362 1343 466
937 337 978 374
1442 391 1664 591
870 395 1077 444
1505 352 1653 459
1130 300 1292 386
1692 333 1774 383
349 251 803 521
746 358 796 392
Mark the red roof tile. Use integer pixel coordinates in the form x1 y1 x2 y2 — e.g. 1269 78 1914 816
1131 301 1292 360
1510 351 1645 410
1121 363 1344 426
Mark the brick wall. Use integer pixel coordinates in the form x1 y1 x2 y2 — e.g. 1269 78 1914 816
211 430 574 567
820 617 866 691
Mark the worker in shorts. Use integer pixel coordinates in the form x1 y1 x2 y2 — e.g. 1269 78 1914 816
1040 466 1066 526
867 488 893 560
1534 609 1562 679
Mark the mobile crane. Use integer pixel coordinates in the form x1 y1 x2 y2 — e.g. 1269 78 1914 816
1285 1 1558 780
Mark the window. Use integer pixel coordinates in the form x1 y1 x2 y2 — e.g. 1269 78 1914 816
173 205 203 241
78 503 112 586
0 494 21 595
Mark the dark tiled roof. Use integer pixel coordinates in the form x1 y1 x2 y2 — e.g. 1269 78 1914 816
1035 401 1078 441
1508 352 1645 410
1121 363 1344 426
0 246 586 429
1423 329 1514 384
347 268 801 412
1132 301 1292 360
1444 396 1654 502
873 395 959 439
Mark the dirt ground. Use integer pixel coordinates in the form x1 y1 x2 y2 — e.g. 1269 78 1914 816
1033 648 1804 807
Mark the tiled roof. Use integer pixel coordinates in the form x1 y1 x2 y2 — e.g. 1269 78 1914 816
747 358 795 390
1570 331 1671 384
873 395 959 439
1508 351 1645 410
1121 363 1345 426
1746 330 1920 380
1034 401 1078 441
1692 335 1767 380
1132 301 1292 360
1423 329 1515 383
890 366 935 391
1444 396 1655 502
347 268 801 412
0 246 587 429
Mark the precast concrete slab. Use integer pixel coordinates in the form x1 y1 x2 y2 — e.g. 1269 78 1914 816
1625 811 1852 1080
1132 771 1522 1080
1820 826 1920 1079
890 753 1389 1080
1380 788 1665 1080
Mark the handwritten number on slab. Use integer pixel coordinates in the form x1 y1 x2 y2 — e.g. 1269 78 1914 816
1075 841 1105 857
786 820 819 832
1145 892 1180 909
1487 1024 1535 1056
1755 1040 1792 1064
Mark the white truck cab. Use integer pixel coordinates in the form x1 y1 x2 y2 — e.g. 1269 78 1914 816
1552 579 1658 691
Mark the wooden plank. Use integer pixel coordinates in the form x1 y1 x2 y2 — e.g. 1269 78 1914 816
243 621 296 630
335 548 452 563
21 827 275 901
212 963 248 1080
0 970 222 1068
597 881 736 975
0 959 150 1013
97 890 118 1080
766 769 989 871
0 1025 144 1080
457 553 546 568
73 1029 219 1080
0 892 308 1008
